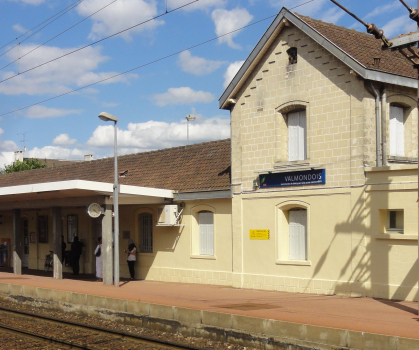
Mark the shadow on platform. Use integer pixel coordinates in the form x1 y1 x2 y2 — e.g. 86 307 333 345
0 267 96 281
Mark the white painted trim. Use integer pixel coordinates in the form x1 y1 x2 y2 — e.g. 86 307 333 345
0 180 173 199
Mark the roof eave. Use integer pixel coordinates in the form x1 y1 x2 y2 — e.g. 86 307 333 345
219 8 417 110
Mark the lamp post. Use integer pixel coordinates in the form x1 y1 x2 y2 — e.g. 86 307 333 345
185 114 195 145
98 111 119 287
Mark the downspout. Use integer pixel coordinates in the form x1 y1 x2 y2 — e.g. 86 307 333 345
381 87 387 166
368 82 382 167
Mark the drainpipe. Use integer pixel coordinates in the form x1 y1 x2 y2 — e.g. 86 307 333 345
368 82 382 167
381 87 387 166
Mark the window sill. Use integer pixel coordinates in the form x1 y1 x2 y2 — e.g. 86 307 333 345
190 255 216 260
374 234 417 241
276 260 311 266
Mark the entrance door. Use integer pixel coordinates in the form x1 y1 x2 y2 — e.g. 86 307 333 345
22 218 29 268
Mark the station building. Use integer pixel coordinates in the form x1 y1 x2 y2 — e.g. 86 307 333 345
0 8 418 301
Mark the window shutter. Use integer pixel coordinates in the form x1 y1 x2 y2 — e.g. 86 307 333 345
139 213 153 253
298 111 306 160
199 211 214 256
389 106 404 157
289 210 307 260
288 112 298 161
288 111 306 161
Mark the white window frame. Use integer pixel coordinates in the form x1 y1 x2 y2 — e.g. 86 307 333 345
389 105 405 157
288 110 306 161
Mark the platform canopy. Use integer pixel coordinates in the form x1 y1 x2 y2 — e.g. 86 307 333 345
0 180 173 210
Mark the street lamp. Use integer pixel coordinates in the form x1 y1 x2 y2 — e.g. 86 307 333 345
98 111 119 287
185 114 195 145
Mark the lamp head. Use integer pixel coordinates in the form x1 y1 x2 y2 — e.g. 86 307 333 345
98 112 118 122
185 114 195 121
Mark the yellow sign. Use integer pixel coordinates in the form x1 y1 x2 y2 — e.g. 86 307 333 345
250 230 270 240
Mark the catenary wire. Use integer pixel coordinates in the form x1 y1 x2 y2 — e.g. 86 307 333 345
0 0 83 51
0 0 118 72
0 0 199 84
0 0 317 117
0 0 84 60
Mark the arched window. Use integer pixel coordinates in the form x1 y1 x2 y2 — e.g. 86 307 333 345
198 211 214 256
139 213 153 253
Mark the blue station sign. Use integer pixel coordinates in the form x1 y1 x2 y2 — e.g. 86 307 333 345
259 169 326 188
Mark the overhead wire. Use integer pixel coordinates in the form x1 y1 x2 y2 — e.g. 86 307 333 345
0 0 84 59
0 0 83 51
0 0 317 117
0 0 118 72
0 0 199 84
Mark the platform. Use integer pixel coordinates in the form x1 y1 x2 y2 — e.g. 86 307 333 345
0 269 418 349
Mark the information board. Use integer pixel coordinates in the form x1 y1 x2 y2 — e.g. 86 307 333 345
250 230 270 240
259 169 325 188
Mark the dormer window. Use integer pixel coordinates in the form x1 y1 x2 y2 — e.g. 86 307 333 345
287 47 297 65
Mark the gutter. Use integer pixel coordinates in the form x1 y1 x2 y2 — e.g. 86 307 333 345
368 82 382 167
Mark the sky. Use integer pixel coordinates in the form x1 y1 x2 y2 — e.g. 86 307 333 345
0 0 417 167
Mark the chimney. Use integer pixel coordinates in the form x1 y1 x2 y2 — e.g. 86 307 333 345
373 57 381 69
84 154 93 162
14 151 23 162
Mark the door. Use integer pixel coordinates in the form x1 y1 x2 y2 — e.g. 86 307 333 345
22 218 29 268
288 210 307 260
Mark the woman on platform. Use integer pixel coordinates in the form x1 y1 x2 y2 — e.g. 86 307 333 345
94 237 102 282
124 239 136 280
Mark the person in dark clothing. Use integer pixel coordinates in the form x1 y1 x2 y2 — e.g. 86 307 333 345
124 239 137 280
71 236 84 275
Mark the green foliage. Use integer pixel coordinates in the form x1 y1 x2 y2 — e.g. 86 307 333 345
1 158 47 174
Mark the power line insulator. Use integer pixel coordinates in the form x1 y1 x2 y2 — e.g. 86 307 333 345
367 24 384 40
409 9 419 24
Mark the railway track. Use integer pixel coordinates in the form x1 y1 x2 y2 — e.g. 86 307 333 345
0 306 210 349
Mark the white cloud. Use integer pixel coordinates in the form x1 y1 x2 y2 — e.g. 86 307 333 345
152 87 214 106
0 44 137 95
178 51 224 75
76 0 164 41
364 1 400 21
168 0 226 11
53 134 77 145
26 146 86 160
12 24 27 34
0 128 19 152
320 7 344 24
211 8 253 49
223 61 244 89
268 0 328 16
86 115 230 150
24 106 82 118
383 15 417 38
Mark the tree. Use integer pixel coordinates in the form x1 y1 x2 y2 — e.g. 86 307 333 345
1 158 47 174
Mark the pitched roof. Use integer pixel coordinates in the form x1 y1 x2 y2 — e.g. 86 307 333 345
298 14 417 79
219 8 417 109
0 139 231 193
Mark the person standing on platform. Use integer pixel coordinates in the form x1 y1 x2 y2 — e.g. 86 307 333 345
124 239 137 280
61 235 66 263
71 236 84 275
94 237 103 282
